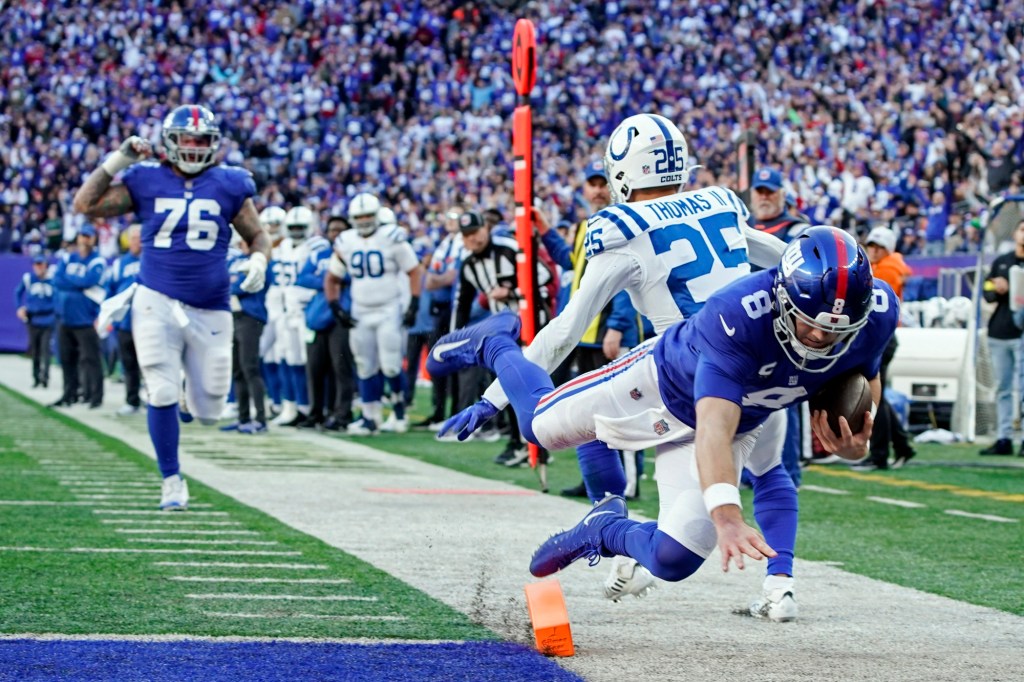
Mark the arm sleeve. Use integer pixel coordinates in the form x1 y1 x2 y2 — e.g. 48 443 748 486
743 226 787 269
481 250 634 409
295 256 324 290
605 289 638 332
540 229 574 270
15 275 27 307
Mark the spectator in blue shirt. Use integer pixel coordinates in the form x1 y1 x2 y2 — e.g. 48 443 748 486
50 224 106 408
106 224 143 416
15 254 56 388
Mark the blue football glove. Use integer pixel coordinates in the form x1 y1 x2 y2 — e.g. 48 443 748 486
438 399 498 441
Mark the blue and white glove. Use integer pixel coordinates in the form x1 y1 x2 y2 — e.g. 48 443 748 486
438 399 498 441
238 252 268 293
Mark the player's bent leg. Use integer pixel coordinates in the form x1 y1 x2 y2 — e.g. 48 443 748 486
576 440 627 503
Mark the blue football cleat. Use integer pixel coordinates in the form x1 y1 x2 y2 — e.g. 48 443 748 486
426 311 521 379
529 494 627 578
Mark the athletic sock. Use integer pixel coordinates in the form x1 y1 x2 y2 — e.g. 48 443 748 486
148 404 180 478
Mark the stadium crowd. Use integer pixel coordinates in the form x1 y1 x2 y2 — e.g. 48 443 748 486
5 1 1024 461
1 0 1023 258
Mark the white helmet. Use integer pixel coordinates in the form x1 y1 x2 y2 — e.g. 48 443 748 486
348 193 381 236
604 113 690 204
285 205 315 241
259 206 286 237
377 206 397 229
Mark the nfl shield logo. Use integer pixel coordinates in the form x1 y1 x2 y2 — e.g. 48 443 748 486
653 419 669 436
642 164 651 174
629 387 643 400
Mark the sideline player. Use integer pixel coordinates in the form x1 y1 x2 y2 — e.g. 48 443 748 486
439 113 791 612
325 192 422 435
73 104 271 510
429 227 897 605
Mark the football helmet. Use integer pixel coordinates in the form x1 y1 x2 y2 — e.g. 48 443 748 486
773 226 874 372
161 104 221 174
604 113 689 204
348 193 381 236
285 206 315 241
377 206 397 229
259 206 286 237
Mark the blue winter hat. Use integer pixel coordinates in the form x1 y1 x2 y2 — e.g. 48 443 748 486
78 223 97 238
32 254 47 264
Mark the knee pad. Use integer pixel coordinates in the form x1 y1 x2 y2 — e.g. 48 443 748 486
647 529 705 582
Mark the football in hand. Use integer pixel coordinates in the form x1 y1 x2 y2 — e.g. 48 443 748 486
808 371 873 435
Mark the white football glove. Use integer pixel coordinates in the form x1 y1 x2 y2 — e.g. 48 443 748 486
101 136 152 176
238 252 268 293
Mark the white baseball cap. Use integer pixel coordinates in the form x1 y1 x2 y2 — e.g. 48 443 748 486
865 226 897 253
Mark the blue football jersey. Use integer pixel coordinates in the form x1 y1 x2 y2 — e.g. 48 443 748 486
654 269 899 433
122 162 256 310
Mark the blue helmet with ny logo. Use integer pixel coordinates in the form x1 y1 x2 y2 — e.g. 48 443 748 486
161 104 222 175
773 226 874 372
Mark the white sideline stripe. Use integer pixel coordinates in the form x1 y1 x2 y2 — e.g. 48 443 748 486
203 612 406 622
74 495 153 500
801 485 850 495
153 561 327 569
0 500 215 509
126 538 277 546
187 593 376 602
115 529 258 535
0 633 449 644
170 577 350 584
866 496 927 509
0 500 116 507
61 481 152 487
94 510 227 515
944 509 1018 523
0 546 300 556
102 520 242 526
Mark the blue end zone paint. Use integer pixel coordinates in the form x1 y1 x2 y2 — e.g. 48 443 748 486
0 640 584 682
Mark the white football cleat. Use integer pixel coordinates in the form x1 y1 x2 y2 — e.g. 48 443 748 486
749 575 798 622
159 475 189 511
379 413 408 433
270 402 298 426
603 556 656 602
346 417 377 436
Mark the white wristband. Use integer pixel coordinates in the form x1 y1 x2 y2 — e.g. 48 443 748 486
703 483 742 514
100 150 134 177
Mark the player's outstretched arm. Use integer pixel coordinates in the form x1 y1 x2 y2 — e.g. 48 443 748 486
73 137 151 218
695 396 777 572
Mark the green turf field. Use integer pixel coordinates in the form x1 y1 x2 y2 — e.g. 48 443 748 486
382 398 1024 616
0 387 495 640
2 381 1021 647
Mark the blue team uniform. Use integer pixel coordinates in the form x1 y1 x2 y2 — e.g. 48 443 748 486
121 162 256 310
655 270 897 433
106 252 141 332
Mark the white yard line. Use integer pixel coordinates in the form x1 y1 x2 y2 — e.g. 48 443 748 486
186 593 376 602
866 496 927 509
102 519 242 526
944 509 1018 523
152 561 327 570
801 484 850 495
93 509 226 515
115 529 258 535
126 538 277 545
202 612 406 621
169 577 350 584
0 546 300 556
